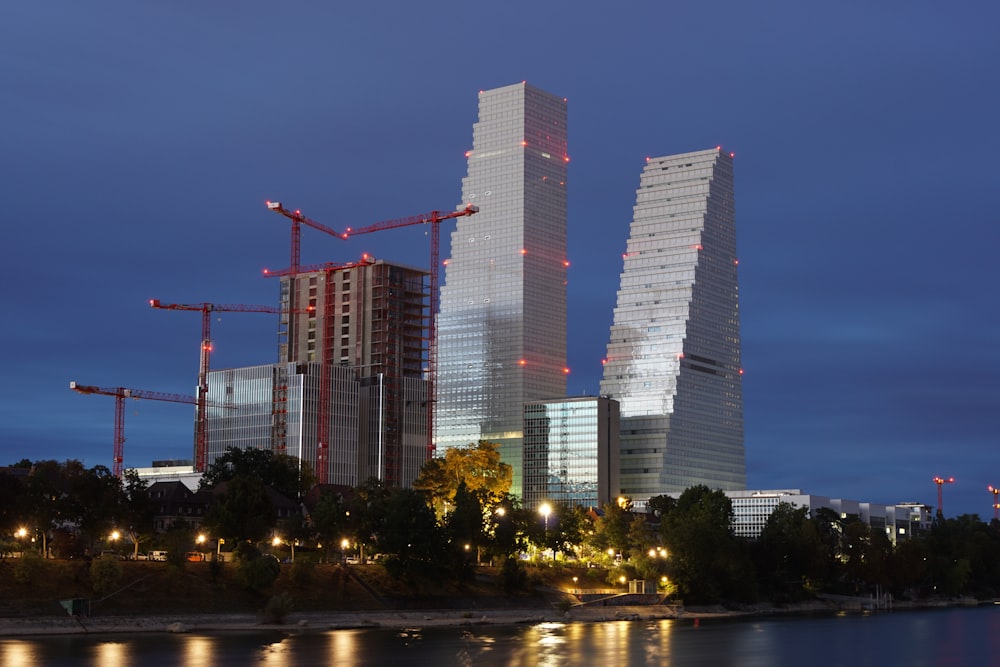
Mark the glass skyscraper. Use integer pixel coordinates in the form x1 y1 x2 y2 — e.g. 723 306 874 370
434 82 569 497
523 396 620 510
600 148 745 504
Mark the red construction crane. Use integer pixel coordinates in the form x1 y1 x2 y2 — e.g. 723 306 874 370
265 201 479 478
265 201 348 274
933 476 955 517
70 381 199 478
148 299 310 472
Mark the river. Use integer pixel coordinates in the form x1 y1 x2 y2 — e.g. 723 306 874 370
2 606 997 666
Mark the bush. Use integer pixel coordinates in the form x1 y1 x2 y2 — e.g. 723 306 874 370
14 551 45 585
90 556 122 596
499 557 527 593
261 592 294 624
234 544 280 592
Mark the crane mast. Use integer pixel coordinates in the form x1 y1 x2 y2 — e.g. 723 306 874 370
265 201 478 484
149 299 310 472
70 381 199 477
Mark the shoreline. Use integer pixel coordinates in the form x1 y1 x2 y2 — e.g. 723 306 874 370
0 598 983 638
0 601 841 637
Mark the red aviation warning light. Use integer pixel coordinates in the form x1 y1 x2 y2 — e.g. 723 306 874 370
518 359 527 366
563 367 570 374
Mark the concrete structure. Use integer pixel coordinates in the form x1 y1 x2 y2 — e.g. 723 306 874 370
435 82 569 498
522 396 620 510
601 148 744 504
132 461 201 491
726 489 934 544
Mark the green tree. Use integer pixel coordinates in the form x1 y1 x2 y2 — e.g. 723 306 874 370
120 468 155 559
378 488 443 580
345 478 389 562
485 494 527 561
591 499 634 560
203 475 277 544
445 482 486 572
200 447 313 500
661 485 756 603
311 490 349 561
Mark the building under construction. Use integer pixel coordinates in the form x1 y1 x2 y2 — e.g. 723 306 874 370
203 258 429 488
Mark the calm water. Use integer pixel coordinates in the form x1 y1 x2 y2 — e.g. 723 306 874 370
2 606 998 666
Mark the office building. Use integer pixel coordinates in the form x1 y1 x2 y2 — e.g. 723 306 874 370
600 148 745 504
523 396 620 510
204 362 361 485
726 489 933 544
435 82 569 497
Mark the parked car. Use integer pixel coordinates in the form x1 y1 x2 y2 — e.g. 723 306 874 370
127 552 149 561
185 551 205 562
148 551 168 562
97 550 125 560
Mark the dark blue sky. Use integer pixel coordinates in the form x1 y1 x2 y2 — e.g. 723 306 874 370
3 2 997 518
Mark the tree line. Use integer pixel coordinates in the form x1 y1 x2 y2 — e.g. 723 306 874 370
5 447 1000 603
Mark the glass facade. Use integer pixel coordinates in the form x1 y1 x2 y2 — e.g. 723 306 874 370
435 83 568 497
600 149 745 503
523 396 620 510
204 362 360 486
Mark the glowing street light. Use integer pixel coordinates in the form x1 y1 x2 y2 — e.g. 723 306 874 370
539 502 552 561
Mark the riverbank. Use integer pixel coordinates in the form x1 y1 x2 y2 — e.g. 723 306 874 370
0 599 854 637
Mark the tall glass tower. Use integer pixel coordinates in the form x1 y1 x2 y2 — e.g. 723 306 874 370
434 82 568 497
600 148 745 504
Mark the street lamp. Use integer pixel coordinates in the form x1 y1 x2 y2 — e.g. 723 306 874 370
539 503 552 561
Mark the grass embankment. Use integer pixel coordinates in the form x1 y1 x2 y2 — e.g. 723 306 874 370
0 558 598 619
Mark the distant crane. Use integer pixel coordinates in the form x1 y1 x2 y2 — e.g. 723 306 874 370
148 299 310 472
265 201 479 480
933 476 955 517
989 485 1000 521
70 381 199 478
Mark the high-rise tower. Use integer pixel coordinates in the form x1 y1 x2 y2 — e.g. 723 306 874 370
279 258 429 487
434 82 569 497
600 148 745 503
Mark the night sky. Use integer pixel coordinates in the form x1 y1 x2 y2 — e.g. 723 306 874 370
3 2 997 518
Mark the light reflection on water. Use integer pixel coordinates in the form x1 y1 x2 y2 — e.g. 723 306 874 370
1 606 998 667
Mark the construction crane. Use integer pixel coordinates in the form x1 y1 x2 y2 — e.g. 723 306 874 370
70 381 199 478
933 476 955 517
148 299 311 473
265 201 479 481
989 485 1000 521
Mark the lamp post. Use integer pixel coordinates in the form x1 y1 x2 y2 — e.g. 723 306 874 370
539 502 552 561
16 527 27 557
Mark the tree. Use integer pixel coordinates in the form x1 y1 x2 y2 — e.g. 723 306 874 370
413 441 512 513
311 490 349 561
661 485 756 603
591 499 634 559
203 475 277 544
445 482 486 572
345 478 389 562
200 447 313 500
378 488 443 580
119 469 155 559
